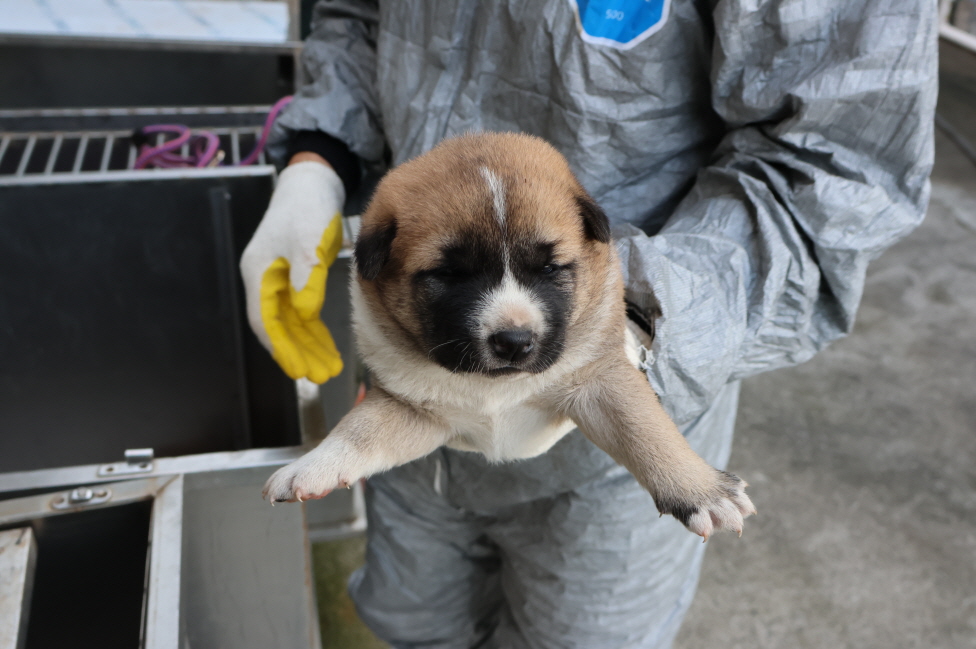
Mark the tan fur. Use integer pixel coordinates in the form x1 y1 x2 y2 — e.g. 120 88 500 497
263 133 755 540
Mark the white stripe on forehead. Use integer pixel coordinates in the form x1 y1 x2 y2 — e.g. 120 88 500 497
480 166 506 230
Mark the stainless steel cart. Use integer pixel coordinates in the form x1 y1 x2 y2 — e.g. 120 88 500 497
0 107 361 649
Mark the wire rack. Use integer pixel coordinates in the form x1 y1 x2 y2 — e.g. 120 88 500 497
0 105 275 184
0 127 268 178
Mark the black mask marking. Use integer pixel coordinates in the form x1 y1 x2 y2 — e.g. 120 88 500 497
413 228 504 372
412 230 575 375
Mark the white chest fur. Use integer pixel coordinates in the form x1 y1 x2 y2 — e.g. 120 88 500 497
436 385 579 461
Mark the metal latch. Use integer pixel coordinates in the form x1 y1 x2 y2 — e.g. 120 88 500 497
97 448 155 477
51 486 112 510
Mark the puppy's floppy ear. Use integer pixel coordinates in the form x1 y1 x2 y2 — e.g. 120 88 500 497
355 219 397 281
575 194 611 243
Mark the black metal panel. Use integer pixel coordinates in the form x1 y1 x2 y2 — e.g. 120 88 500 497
0 173 299 473
0 106 270 135
0 44 293 110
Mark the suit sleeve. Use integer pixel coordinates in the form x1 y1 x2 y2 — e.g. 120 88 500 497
268 0 384 166
617 0 938 425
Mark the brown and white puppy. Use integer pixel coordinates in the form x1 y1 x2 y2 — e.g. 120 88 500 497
263 133 755 540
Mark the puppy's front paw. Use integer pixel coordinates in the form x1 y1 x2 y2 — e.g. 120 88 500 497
262 443 360 504
656 471 756 541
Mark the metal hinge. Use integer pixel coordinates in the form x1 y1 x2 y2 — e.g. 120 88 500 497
50 486 113 510
97 448 155 477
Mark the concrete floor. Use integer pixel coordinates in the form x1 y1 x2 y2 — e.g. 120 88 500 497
312 42 976 649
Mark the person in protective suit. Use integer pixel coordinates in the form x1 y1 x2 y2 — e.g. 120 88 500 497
240 1 937 647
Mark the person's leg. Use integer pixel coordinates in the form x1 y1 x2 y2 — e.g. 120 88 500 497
349 453 503 649
348 428 624 648
486 382 741 649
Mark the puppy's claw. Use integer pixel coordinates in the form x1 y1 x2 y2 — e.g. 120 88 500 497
262 436 363 505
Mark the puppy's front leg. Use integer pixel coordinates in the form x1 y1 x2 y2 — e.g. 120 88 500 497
263 386 451 503
561 358 756 540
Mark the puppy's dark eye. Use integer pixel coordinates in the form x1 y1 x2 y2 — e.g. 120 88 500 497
430 266 466 280
540 264 557 275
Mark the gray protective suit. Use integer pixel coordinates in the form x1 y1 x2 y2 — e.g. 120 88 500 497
269 1 937 646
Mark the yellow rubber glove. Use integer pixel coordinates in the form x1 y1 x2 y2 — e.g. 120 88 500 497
259 215 344 382
241 161 346 383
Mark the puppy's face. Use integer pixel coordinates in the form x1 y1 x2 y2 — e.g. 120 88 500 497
355 134 612 376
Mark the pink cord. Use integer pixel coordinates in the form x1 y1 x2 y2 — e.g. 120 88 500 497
239 95 293 166
133 125 192 169
133 96 294 169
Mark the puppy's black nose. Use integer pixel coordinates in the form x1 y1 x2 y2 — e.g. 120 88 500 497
489 330 534 362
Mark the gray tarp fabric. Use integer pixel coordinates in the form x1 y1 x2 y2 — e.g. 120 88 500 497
269 0 937 646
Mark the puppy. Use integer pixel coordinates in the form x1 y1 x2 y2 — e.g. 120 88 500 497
263 133 755 540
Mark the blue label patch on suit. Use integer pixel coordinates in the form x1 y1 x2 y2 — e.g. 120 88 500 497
568 0 671 50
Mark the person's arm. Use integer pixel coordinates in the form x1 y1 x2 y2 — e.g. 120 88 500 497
268 0 382 179
619 0 938 425
241 0 381 383
285 131 362 196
